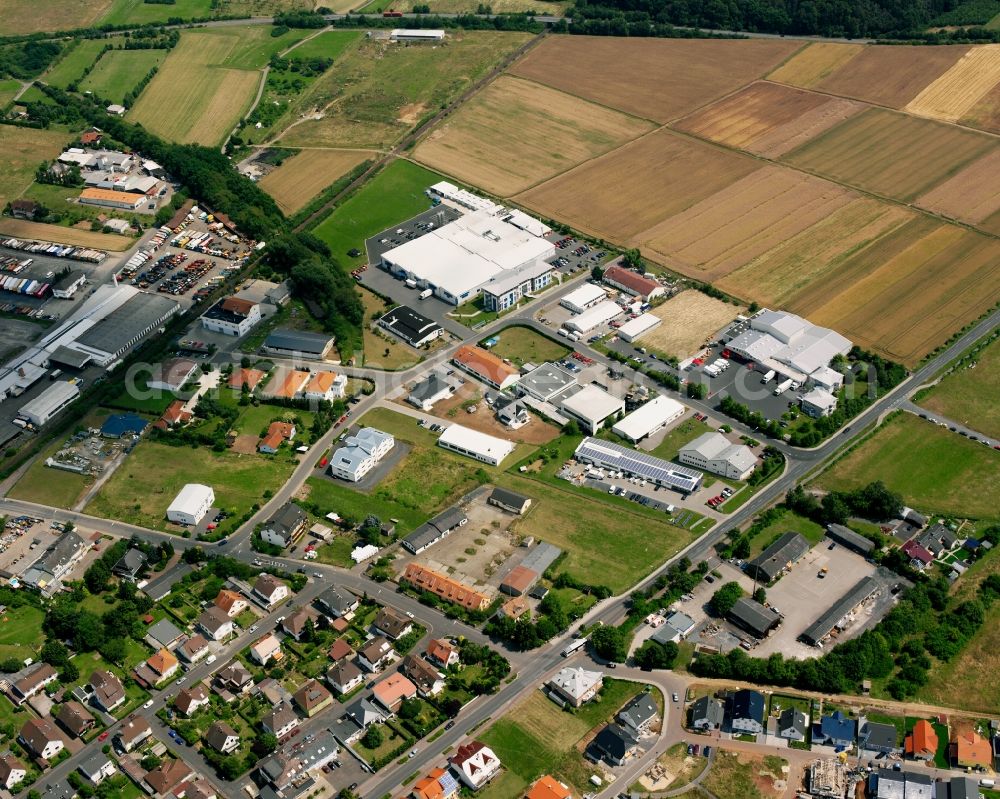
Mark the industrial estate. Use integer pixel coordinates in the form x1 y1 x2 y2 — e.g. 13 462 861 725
0 6 997 799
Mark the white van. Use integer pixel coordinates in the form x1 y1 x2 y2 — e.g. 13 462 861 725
418 288 432 300
761 369 776 383
205 654 217 665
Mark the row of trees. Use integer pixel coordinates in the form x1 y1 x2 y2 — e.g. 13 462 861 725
786 481 903 526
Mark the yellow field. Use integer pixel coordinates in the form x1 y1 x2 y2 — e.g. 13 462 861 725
0 219 134 251
767 42 862 88
128 30 263 145
0 0 111 34
905 45 1000 122
643 291 742 358
413 76 655 196
258 148 373 214
0 126 68 208
916 148 1000 232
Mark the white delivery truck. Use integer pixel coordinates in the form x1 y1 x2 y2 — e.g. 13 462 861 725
418 288 432 300
704 364 720 377
404 278 417 289
761 369 776 383
773 378 793 396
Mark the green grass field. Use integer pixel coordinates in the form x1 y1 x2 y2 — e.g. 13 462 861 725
817 412 1000 521
0 122 69 208
919 333 1000 441
98 0 212 25
486 325 569 367
84 440 296 532
747 510 827 558
41 39 112 89
650 417 709 461
285 30 362 62
0 78 19 107
80 49 167 105
312 159 442 262
0 606 45 662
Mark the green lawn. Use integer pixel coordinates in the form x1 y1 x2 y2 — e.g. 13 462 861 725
0 695 32 742
104 387 176 414
0 79 21 107
818 412 1000 521
747 510 827 559
0 605 45 662
84 439 296 533
214 26 313 70
10 451 91 509
286 30 362 62
650 417 709 461
919 331 1000 441
316 536 356 567
486 325 570 368
43 39 114 89
234 403 313 441
99 0 213 25
311 159 443 263
80 49 168 105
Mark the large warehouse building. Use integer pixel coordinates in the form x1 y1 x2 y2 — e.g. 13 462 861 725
612 396 685 443
167 484 215 526
19 381 81 426
679 432 757 481
559 384 624 434
563 300 623 335
574 438 703 493
617 313 662 343
380 209 555 305
438 424 515 466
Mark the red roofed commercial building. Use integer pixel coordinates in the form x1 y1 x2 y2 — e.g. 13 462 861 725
403 563 492 612
449 741 501 790
452 345 519 391
500 565 539 597
602 265 665 302
79 188 145 210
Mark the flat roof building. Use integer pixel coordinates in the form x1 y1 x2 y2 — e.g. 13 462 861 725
381 209 554 305
167 483 214 526
612 396 685 443
559 384 624 434
438 424 514 466
19 380 80 426
481 261 554 313
678 432 757 481
390 28 445 40
617 312 662 343
563 300 623 334
517 362 576 403
575 437 702 493
560 283 607 314
378 305 444 348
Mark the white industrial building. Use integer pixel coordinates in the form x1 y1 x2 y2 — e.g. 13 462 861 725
328 428 395 482
18 381 80 426
612 396 685 443
727 310 851 385
438 424 515 466
560 283 607 314
517 362 577 403
428 181 503 215
381 208 555 305
563 300 623 335
559 384 625 434
167 484 215 526
575 438 703 493
810 366 845 392
389 29 445 41
678 432 757 481
800 388 839 418
617 313 662 343
481 262 555 313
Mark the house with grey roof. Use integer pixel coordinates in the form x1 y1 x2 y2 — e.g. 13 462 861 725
260 502 307 549
402 506 469 554
826 524 875 556
327 428 395 482
689 696 724 731
617 692 658 736
145 618 185 650
488 487 532 515
262 329 334 360
112 548 147 582
860 720 901 754
407 373 453 411
316 586 358 619
591 723 638 766
778 707 809 742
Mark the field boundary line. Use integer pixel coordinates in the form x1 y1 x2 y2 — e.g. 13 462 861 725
761 40 812 78
501 73 663 125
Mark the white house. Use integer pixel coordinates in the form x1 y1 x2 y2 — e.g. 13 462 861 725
678 432 757 481
250 633 282 666
201 297 261 337
166 484 214 526
547 667 603 708
800 388 838 418
327 428 395 482
253 574 290 607
449 741 501 790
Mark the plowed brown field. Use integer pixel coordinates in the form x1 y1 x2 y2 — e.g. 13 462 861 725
961 80 1000 133
767 42 862 88
638 167 854 281
905 45 1000 123
508 36 799 123
413 76 654 197
644 291 743 358
515 129 760 243
674 81 864 158
916 148 1000 234
783 107 995 202
815 45 968 108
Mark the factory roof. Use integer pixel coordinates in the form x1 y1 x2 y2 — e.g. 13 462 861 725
559 384 624 423
263 329 333 355
612 395 684 441
75 292 178 357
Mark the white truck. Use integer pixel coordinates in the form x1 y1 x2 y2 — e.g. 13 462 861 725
773 378 793 396
404 278 417 289
703 364 720 377
761 369 776 383
418 288 432 300
712 358 729 371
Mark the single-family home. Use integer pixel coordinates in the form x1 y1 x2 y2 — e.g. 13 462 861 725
726 690 765 735
90 670 126 713
547 666 603 708
617 693 659 737
812 711 856 749
317 586 358 619
259 421 296 454
373 673 418 713
449 741 500 790
145 759 194 797
401 654 444 697
373 606 413 641
19 718 64 760
249 633 283 666
77 752 116 785
294 680 333 718
145 618 185 651
689 696 725 731
262 703 299 740
112 548 147 582
328 639 355 664
526 776 572 799
214 589 249 618
177 634 211 665
253 574 290 607
412 768 460 799
426 638 460 669
358 636 396 672
186 778 218 799
326 660 364 695
0 753 26 789
229 368 267 393
301 371 346 402
952 730 992 769
56 700 96 738
859 720 901 754
591 723 639 766
905 719 938 761
206 721 240 754
198 606 234 641
902 539 934 569
215 663 254 697
255 678 292 708
143 648 180 683
259 502 307 548
116 715 152 752
10 662 58 705
175 684 211 717
281 606 320 641
778 708 809 742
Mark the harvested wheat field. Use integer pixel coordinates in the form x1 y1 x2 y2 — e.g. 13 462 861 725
0 219 134 250
961 80 1000 134
767 42 862 88
802 224 1000 365
413 76 654 197
916 148 1000 234
509 36 799 123
815 45 969 108
516 129 760 244
783 107 995 203
643 291 742 358
259 149 372 214
674 81 864 158
638 167 855 282
717 198 915 308
905 45 1000 123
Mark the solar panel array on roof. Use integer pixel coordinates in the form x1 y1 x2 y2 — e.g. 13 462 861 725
574 437 702 493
